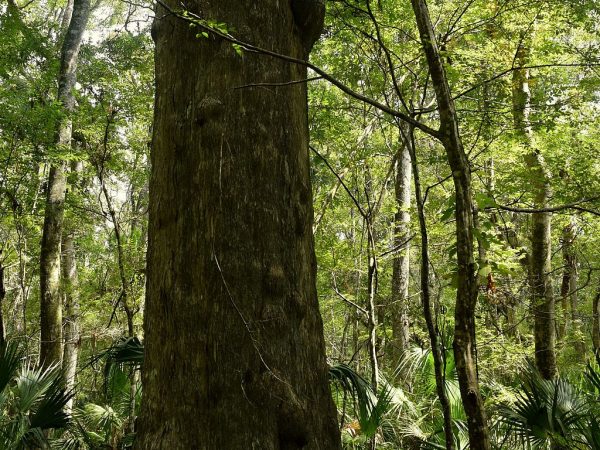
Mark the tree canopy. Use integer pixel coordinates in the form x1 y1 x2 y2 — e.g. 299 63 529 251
0 0 599 448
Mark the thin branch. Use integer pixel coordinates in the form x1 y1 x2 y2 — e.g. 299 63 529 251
455 63 600 102
491 197 600 217
378 235 415 259
233 76 322 90
153 0 442 138
310 145 368 219
332 273 368 315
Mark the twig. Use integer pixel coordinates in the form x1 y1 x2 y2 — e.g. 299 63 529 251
153 0 442 138
233 76 322 89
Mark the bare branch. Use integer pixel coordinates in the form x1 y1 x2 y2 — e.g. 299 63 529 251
491 197 600 217
153 0 442 138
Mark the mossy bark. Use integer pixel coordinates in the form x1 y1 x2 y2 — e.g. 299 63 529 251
391 140 412 359
512 38 556 380
39 0 90 368
135 1 340 448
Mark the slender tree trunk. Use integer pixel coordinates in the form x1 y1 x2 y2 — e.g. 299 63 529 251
559 220 577 340
97 152 136 338
136 1 341 448
363 164 380 390
390 139 412 361
96 147 139 429
39 0 90 368
410 1 491 448
13 222 27 335
593 286 600 354
404 125 455 450
0 255 6 350
512 38 557 379
61 233 79 412
59 0 74 37
40 163 66 367
366 221 379 389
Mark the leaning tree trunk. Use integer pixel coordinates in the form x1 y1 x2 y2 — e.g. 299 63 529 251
39 0 90 368
512 38 556 379
61 233 79 413
390 138 412 361
136 1 341 449
411 1 491 448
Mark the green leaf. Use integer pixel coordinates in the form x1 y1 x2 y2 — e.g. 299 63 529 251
475 192 496 209
478 264 492 277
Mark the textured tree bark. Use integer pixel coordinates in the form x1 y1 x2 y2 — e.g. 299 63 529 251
136 1 341 448
410 1 491 448
61 233 79 413
390 140 412 360
512 39 556 380
39 0 90 368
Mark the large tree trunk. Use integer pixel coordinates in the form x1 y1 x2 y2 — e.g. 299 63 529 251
512 39 557 379
61 233 79 413
39 0 90 368
390 139 412 360
410 1 491 448
136 1 341 448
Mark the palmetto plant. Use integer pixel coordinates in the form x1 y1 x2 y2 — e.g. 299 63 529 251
329 363 397 443
94 339 402 447
56 337 142 450
394 344 470 450
0 341 73 449
60 368 138 450
497 359 600 450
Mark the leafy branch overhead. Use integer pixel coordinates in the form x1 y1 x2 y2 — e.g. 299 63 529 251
0 0 599 449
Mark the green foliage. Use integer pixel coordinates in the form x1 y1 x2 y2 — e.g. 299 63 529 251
498 361 600 449
1 0 599 448
0 342 73 449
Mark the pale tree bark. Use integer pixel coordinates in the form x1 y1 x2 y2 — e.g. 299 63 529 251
136 1 341 448
61 233 79 413
59 0 75 37
39 0 90 368
410 1 491 448
390 139 412 360
512 38 557 379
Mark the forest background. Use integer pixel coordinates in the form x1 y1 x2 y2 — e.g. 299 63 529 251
0 0 600 448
